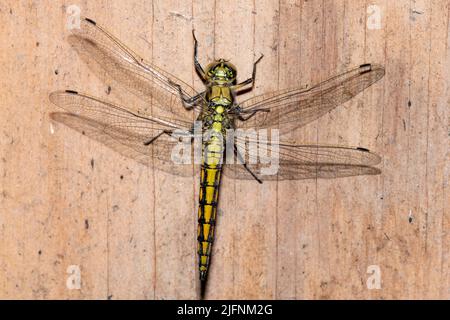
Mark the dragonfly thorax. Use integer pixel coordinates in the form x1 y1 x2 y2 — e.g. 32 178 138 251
203 87 233 134
206 77 234 109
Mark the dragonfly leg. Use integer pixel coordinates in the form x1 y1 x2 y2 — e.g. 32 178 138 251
169 79 204 110
233 145 263 184
238 108 270 121
143 130 172 146
231 54 264 93
192 30 206 81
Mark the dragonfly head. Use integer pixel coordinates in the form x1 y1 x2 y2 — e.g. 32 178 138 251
206 59 237 85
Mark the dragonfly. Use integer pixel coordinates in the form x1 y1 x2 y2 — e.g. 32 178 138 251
49 17 385 298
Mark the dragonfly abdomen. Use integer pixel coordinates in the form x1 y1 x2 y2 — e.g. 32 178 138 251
198 161 222 282
197 101 228 285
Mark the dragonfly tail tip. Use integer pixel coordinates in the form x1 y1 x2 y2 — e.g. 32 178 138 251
200 280 207 299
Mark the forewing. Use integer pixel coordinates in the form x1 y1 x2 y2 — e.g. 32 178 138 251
68 17 202 120
49 90 193 131
236 64 385 135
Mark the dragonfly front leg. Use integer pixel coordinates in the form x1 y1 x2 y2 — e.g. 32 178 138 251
232 54 264 93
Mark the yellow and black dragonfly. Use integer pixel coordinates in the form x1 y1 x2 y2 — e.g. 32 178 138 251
49 17 385 297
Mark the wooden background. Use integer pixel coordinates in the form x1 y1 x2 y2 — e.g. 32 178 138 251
0 0 448 299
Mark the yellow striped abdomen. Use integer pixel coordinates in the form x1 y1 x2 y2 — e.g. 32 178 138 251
197 120 224 282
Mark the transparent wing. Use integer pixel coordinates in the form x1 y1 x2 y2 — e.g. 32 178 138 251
48 90 381 180
68 17 202 122
225 162 381 181
49 90 199 176
236 64 385 135
224 136 381 181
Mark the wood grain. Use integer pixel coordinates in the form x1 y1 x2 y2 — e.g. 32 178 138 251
0 0 448 299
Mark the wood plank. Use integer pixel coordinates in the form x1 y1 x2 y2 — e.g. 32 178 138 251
0 0 448 299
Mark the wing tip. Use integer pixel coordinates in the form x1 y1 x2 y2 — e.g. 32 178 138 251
359 63 385 77
356 147 382 165
49 90 78 104
85 17 97 25
372 167 382 175
49 111 69 122
48 111 59 121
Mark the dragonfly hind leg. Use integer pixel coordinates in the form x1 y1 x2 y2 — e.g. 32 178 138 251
169 79 205 110
233 145 263 184
143 130 173 146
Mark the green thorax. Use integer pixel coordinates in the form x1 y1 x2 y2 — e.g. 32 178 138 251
203 84 234 135
201 58 238 135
